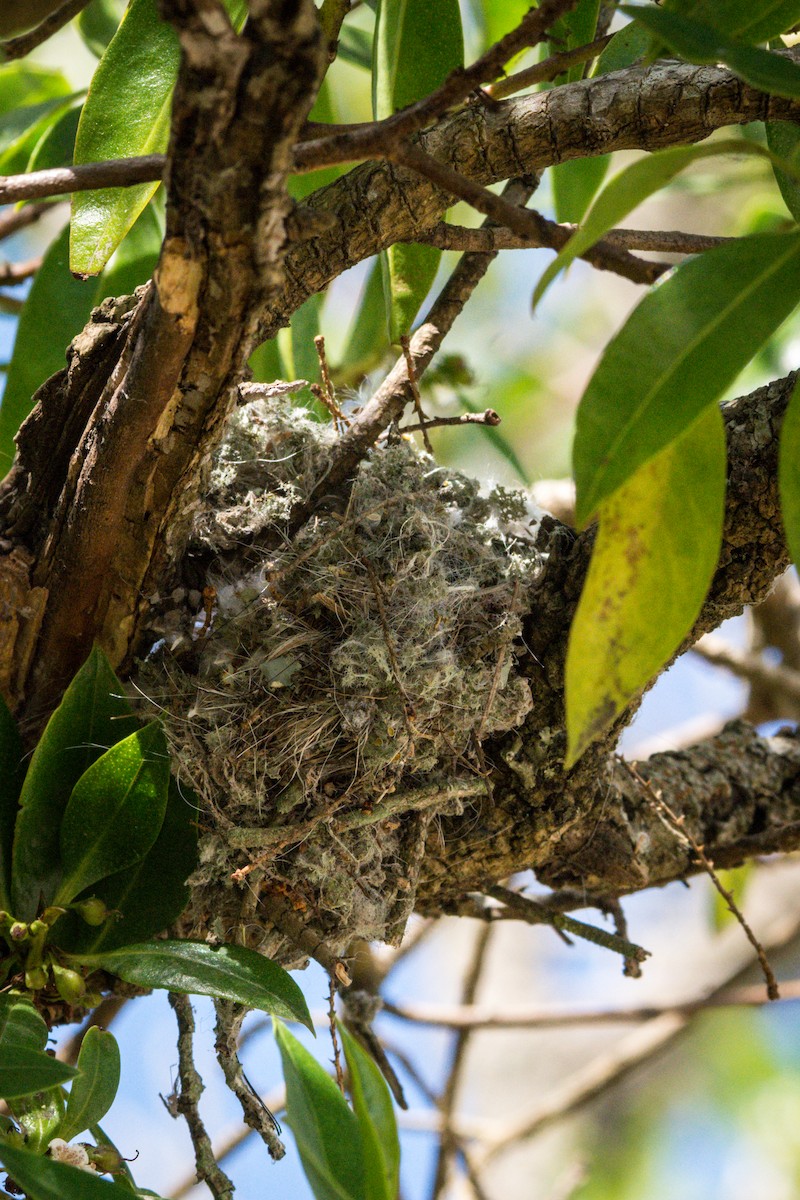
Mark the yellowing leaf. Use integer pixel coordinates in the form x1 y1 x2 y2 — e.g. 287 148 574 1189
566 404 726 766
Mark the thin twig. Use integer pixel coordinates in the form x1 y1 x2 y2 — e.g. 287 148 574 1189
0 156 165 205
389 143 666 288
169 992 235 1200
694 632 800 703
0 201 61 242
0 258 41 285
328 976 345 1094
383 977 800 1030
293 0 579 172
422 222 732 256
486 32 614 99
623 759 780 1000
213 1000 286 1162
400 334 433 454
430 923 494 1200
487 884 650 965
1 0 93 59
313 333 347 427
398 409 501 434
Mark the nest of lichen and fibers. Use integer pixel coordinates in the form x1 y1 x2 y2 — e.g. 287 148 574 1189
137 392 540 950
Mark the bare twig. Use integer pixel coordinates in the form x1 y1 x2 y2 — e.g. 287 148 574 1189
0 201 61 242
1 0 93 59
213 1000 286 1162
383 977 800 1031
624 760 780 1000
169 992 235 1200
0 257 41 285
398 409 501 434
487 885 650 965
390 143 667 287
293 0 579 172
400 334 433 454
430 923 494 1200
694 632 800 704
0 156 165 205
328 976 345 1094
422 222 732 256
313 333 347 427
486 32 614 99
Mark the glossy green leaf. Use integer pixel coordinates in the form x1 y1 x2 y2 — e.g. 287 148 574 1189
566 404 725 765
535 139 794 309
0 1048 77 1099
0 1141 135 1200
0 204 161 472
779 376 800 568
16 1088 66 1154
340 1026 399 1200
75 942 313 1027
59 1029 120 1142
665 0 800 44
12 647 139 920
551 157 610 225
0 695 22 911
55 722 170 907
766 120 800 220
76 0 126 58
622 5 800 97
275 1022 365 1200
373 0 462 339
70 0 178 276
0 996 48 1053
573 231 800 526
53 778 197 954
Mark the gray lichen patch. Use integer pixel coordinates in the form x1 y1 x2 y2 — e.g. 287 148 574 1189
136 394 542 956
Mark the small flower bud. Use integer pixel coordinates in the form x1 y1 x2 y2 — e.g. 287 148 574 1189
72 897 109 927
9 922 27 941
51 964 86 1004
84 1143 125 1175
24 965 47 990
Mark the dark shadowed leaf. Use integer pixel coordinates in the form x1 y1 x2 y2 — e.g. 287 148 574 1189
566 405 725 765
59 1028 120 1142
75 942 313 1027
0 1048 77 1099
340 1025 399 1200
12 647 139 920
54 722 169 907
573 231 800 525
276 1022 365 1200
76 0 126 58
766 120 800 220
0 1141 135 1200
665 0 800 44
0 996 48 1053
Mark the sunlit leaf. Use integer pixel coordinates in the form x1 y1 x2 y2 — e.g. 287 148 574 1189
275 1022 365 1200
340 1026 399 1200
0 1048 77 1099
566 405 725 765
573 231 800 525
55 723 170 907
59 1029 120 1142
75 942 313 1027
622 5 800 97
12 647 139 920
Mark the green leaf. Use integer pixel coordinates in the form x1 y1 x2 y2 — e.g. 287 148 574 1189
12 647 139 920
59 1029 120 1142
0 1048 77 1099
534 139 793 309
0 64 71 114
288 79 346 201
0 95 81 175
711 864 753 929
0 1142 135 1200
573 231 800 525
622 5 800 97
26 102 82 173
55 723 169 907
0 996 48 1053
549 0 600 85
76 0 126 58
337 258 389 382
275 1022 365 1200
779 377 800 568
337 24 372 70
70 0 178 276
340 1026 399 1200
16 1088 66 1155
381 242 440 343
766 120 800 220
53 777 197 954
566 404 725 765
0 695 22 911
551 156 610 224
373 0 462 338
593 20 652 73
665 0 800 44
75 942 313 1027
476 0 531 50
249 336 286 384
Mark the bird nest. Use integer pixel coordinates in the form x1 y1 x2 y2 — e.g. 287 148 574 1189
135 390 542 960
